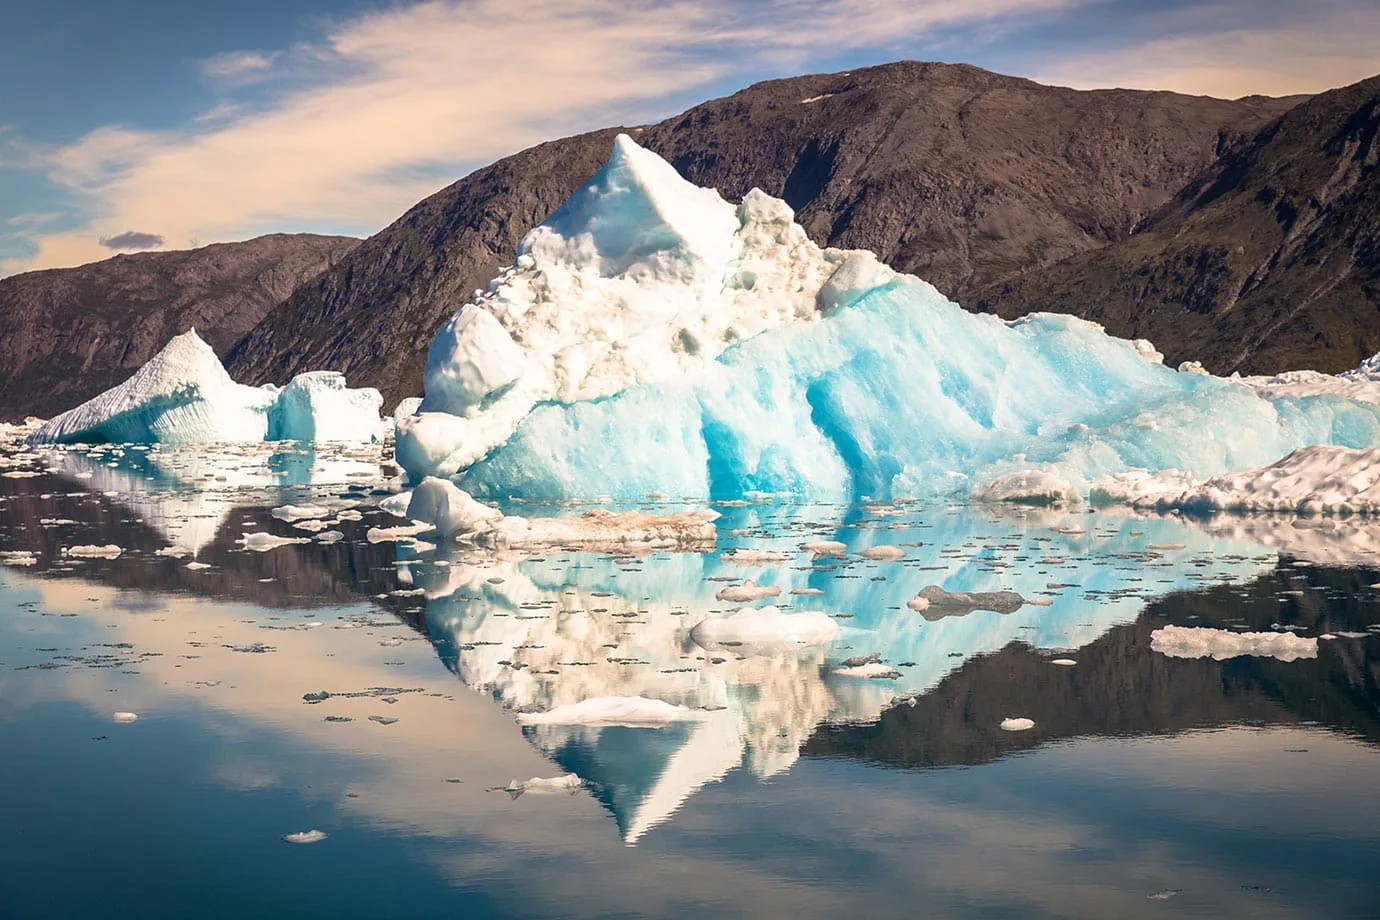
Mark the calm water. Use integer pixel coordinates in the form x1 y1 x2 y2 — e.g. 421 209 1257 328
2 441 1379 919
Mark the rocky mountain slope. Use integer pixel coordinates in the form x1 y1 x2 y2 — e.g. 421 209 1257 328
0 234 359 421
980 75 1380 374
228 61 1297 406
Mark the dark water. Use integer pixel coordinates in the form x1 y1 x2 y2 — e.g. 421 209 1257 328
2 442 1378 919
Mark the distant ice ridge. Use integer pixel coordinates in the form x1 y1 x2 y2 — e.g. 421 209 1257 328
397 134 1380 501
28 330 384 446
1092 446 1380 515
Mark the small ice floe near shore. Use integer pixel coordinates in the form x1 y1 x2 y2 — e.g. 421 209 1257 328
1150 625 1318 662
1 550 38 566
802 540 847 558
282 830 327 844
62 545 123 559
111 712 139 723
516 696 695 727
1000 717 1035 731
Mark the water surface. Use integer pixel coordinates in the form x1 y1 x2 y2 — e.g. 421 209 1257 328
2 442 1378 919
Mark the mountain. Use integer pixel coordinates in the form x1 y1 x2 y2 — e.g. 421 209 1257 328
227 61 1297 406
979 75 1380 374
0 233 359 421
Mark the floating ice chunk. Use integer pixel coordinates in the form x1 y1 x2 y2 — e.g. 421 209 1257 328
857 545 905 561
271 503 332 522
1050 658 1078 666
292 519 330 533
689 605 840 653
801 540 847 557
238 532 311 552
503 774 583 798
62 545 122 559
833 662 901 679
186 561 212 570
270 371 384 442
1150 625 1318 661
791 587 825 596
720 548 787 565
483 508 718 551
972 468 1081 506
714 580 781 603
154 546 192 558
910 585 1025 618
1000 717 1035 731
1 550 38 566
282 830 327 844
516 696 694 727
366 523 433 543
406 477 502 538
111 712 139 723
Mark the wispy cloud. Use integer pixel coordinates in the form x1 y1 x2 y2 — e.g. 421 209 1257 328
199 49 282 82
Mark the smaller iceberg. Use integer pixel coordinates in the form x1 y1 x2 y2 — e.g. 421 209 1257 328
28 330 383 445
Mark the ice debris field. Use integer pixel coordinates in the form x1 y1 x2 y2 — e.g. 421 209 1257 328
19 134 1380 511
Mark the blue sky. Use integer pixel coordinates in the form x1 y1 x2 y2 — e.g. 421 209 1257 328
2 0 1376 275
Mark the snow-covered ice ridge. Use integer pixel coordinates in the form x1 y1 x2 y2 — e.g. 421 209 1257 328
398 134 1380 502
1092 446 1380 515
28 330 384 446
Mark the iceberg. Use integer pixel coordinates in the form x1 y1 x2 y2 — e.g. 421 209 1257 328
29 330 383 446
397 134 1380 502
268 371 385 442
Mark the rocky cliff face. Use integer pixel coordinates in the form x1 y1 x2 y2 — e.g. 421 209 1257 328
0 233 359 421
227 61 1296 407
980 75 1380 375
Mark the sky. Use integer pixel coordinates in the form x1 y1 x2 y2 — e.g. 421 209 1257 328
1 0 1377 276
